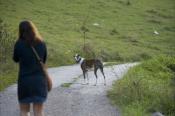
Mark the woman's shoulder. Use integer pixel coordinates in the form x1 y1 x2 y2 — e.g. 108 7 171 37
40 40 46 46
37 40 46 46
36 40 47 50
14 39 24 47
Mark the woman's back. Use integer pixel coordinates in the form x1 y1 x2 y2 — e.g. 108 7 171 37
13 39 48 103
13 40 47 77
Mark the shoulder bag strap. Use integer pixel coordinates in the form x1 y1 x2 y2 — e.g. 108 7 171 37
31 46 42 62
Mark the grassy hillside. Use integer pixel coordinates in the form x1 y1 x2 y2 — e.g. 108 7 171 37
0 0 175 65
0 0 175 90
108 56 175 116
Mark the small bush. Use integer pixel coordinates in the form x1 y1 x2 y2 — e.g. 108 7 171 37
109 29 119 35
130 52 152 62
99 50 123 62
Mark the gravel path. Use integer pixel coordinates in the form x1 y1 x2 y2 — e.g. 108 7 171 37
0 63 138 116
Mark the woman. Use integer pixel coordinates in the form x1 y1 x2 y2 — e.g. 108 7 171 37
13 20 47 116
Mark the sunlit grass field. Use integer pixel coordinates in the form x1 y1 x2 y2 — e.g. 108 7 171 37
0 0 174 66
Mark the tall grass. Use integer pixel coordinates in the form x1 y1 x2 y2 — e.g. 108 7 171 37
0 19 17 91
108 56 175 116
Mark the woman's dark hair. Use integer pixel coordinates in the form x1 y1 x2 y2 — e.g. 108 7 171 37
18 20 43 45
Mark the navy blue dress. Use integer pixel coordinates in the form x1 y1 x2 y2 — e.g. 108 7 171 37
13 39 48 103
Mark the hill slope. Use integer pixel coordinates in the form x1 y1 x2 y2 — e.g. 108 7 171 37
0 0 175 66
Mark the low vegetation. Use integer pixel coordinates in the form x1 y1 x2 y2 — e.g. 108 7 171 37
0 20 17 91
61 83 73 88
61 76 80 88
108 56 175 116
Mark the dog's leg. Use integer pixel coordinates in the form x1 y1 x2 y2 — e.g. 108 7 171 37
100 67 106 85
83 71 86 84
86 72 89 84
94 67 98 86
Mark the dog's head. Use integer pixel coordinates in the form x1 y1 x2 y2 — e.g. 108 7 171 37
74 54 81 63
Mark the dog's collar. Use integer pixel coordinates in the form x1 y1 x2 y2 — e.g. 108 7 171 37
77 57 81 63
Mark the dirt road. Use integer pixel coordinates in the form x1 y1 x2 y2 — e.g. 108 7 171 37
0 63 138 116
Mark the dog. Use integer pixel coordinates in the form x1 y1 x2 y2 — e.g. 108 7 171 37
74 54 106 85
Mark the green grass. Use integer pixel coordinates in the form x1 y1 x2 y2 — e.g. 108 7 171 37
0 0 174 91
0 72 17 91
108 56 175 116
61 76 80 88
0 58 18 91
104 61 122 66
0 0 175 66
61 83 73 88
